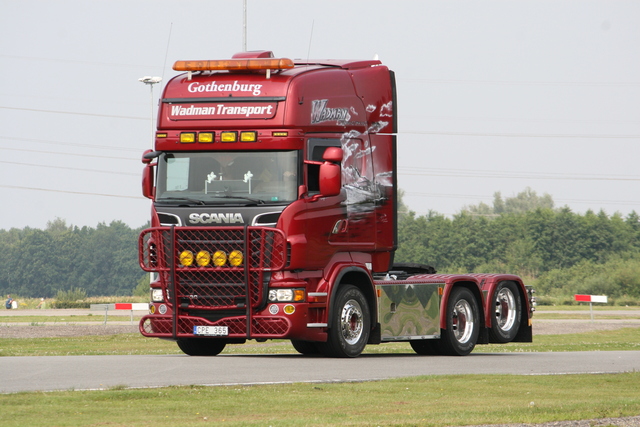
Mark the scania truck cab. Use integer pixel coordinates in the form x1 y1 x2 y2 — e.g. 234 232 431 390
138 50 534 357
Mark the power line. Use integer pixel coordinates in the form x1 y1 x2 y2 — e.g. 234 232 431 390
0 136 141 153
555 198 640 206
401 173 640 182
0 185 140 199
404 192 493 200
402 114 640 126
0 146 137 161
403 192 640 219
399 168 640 182
0 106 146 120
0 53 159 70
0 160 138 176
399 78 640 87
405 191 640 207
3 54 637 88
399 130 640 139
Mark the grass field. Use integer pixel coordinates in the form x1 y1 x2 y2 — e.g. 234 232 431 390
1 372 639 426
2 327 640 357
1 309 639 426
0 314 120 323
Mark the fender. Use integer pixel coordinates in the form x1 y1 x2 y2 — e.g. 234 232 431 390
321 260 375 330
437 275 484 330
477 274 532 342
475 274 529 329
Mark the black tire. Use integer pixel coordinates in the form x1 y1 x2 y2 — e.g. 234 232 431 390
439 287 480 356
489 281 522 343
410 339 441 355
320 285 371 358
291 340 321 355
176 338 226 356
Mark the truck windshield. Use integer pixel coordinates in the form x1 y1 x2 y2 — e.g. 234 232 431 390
155 151 298 205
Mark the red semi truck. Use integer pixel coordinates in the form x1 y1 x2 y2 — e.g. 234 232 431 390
138 50 535 357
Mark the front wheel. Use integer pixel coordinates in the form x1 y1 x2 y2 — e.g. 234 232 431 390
439 287 480 356
489 281 522 343
320 285 371 358
176 338 226 356
291 340 321 355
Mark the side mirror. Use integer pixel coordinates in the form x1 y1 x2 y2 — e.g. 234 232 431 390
319 147 343 197
142 149 161 164
323 146 343 163
142 163 155 199
142 149 159 199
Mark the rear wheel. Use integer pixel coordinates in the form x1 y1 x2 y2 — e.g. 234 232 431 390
176 338 226 356
439 287 480 356
489 281 521 343
410 339 441 355
320 285 370 358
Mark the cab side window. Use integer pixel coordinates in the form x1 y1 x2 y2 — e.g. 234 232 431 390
307 138 341 193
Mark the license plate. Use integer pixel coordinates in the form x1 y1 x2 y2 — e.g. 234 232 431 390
193 325 228 336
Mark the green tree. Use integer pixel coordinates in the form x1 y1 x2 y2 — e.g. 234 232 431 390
0 219 144 298
79 221 141 296
397 188 410 221
462 187 554 215
396 190 640 298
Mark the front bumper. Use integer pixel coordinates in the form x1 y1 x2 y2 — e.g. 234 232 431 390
139 302 326 341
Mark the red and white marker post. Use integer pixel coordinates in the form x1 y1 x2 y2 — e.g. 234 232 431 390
91 303 148 325
574 294 608 322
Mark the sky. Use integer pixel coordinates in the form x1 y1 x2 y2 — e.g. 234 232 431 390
1 1 639 230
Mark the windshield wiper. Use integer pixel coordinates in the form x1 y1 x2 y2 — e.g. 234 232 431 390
214 195 266 205
156 197 206 206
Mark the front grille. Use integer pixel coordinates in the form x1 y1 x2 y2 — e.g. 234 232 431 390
177 270 266 308
139 226 286 312
186 309 245 323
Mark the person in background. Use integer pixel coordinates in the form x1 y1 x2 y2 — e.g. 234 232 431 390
36 298 45 309
5 295 13 309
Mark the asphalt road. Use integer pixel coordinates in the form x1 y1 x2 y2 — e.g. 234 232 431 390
2 309 639 394
2 350 640 394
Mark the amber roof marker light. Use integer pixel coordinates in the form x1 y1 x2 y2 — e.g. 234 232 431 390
173 58 294 71
173 58 294 80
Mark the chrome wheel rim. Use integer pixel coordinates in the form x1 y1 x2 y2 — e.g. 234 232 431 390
495 288 517 332
340 299 364 345
452 299 474 344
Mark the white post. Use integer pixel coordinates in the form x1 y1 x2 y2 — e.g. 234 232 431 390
243 0 247 51
148 85 154 144
138 77 163 148
576 295 608 322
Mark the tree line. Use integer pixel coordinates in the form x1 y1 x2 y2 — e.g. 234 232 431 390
2 189 639 301
0 219 147 298
396 189 640 300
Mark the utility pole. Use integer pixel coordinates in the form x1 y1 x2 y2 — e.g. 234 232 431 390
138 76 162 148
243 0 247 51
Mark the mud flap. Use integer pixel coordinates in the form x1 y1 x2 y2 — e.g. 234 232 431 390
368 322 382 344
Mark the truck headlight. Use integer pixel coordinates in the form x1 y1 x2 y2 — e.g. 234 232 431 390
151 288 164 302
268 289 305 302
